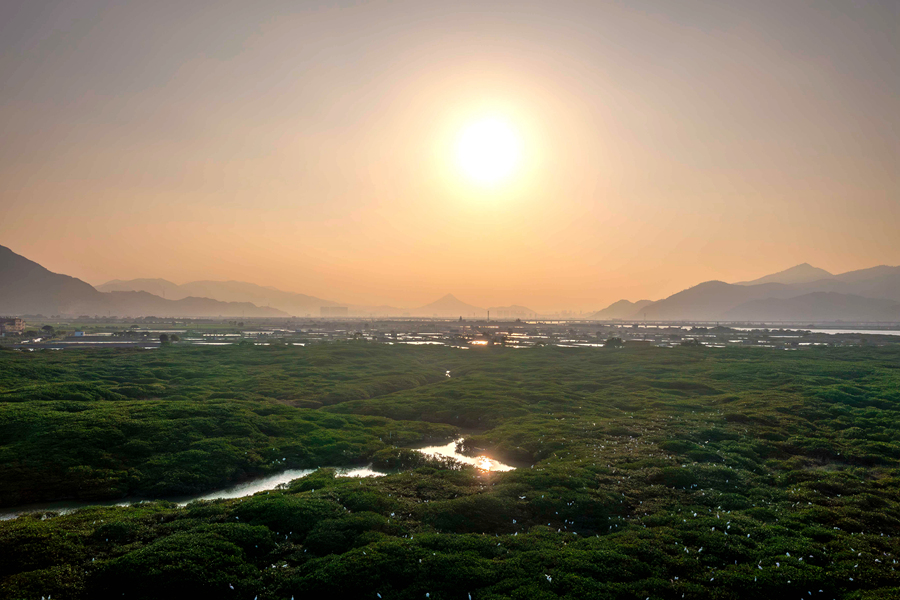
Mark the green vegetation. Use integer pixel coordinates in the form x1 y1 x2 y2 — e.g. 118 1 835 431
1 344 899 598
0 345 454 505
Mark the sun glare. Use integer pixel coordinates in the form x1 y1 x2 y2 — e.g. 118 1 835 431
476 456 494 471
456 118 521 185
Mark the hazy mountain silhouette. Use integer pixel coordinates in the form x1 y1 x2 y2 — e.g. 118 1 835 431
722 292 900 322
0 245 104 316
833 265 900 284
637 281 795 321
0 246 286 318
785 268 900 303
99 278 339 316
736 263 833 286
103 291 288 318
7 246 899 322
590 299 654 320
412 294 486 318
638 264 900 321
98 278 182 299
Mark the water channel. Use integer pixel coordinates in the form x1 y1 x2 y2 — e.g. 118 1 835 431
1 439 514 520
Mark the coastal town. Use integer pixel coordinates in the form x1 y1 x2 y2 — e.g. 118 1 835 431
4 315 899 351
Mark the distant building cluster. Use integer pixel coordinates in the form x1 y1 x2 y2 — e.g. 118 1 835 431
0 317 25 335
492 308 535 319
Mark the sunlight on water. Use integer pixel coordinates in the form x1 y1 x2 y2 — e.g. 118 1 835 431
0 444 517 520
187 465 384 502
417 438 516 472
1 465 385 520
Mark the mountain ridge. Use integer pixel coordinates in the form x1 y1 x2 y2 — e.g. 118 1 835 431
0 246 286 318
590 299 654 320
7 246 900 322
98 278 339 316
636 264 900 321
736 263 833 286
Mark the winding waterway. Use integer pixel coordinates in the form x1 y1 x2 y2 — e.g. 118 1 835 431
1 439 515 520
0 466 383 521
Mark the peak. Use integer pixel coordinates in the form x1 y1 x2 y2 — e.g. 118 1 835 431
736 264 833 286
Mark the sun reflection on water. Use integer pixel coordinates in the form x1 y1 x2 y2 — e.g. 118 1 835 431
476 456 494 471
415 439 516 472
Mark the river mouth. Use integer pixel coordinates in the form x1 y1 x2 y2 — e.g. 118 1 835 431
1 441 517 520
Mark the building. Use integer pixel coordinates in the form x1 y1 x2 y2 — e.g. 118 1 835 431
321 306 349 317
0 318 25 335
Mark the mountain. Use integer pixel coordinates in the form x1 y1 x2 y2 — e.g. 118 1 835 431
103 291 288 318
640 264 900 322
0 245 286 318
411 294 486 318
736 263 833 286
785 269 900 303
99 278 182 299
639 281 797 321
98 279 339 316
589 299 654 320
834 265 900 284
0 245 105 316
722 292 900 322
833 266 900 302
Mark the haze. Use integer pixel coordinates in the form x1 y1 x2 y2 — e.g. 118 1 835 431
1 0 897 312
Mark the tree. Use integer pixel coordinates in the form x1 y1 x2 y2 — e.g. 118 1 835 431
41 325 55 335
169 334 180 342
159 333 170 343
605 337 624 348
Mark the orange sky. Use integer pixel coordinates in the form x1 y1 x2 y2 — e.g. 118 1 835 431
1 0 897 311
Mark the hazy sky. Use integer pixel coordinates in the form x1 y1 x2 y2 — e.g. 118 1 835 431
1 0 897 311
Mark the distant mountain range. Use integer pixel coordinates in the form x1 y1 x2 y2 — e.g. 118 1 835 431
593 264 900 322
3 244 898 322
0 246 286 318
98 278 340 316
0 246 531 319
98 281 535 319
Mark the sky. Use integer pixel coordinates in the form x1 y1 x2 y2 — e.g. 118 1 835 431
1 0 897 312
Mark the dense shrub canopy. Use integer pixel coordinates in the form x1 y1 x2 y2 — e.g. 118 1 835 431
1 344 899 598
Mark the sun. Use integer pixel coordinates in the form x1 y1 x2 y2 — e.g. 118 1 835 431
456 118 521 185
